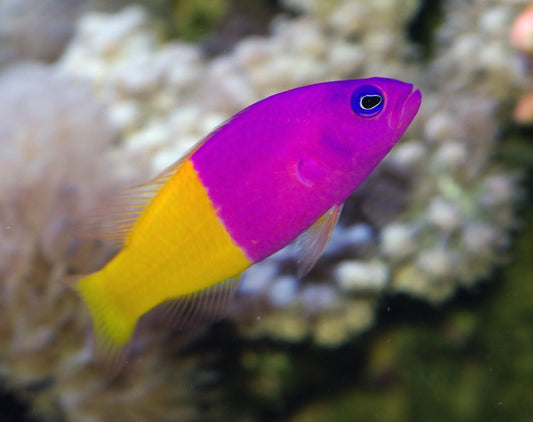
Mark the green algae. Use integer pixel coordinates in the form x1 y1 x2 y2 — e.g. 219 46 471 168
148 0 282 46
168 0 228 41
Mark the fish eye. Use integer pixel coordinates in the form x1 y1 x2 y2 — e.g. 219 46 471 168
360 95 382 110
350 86 384 117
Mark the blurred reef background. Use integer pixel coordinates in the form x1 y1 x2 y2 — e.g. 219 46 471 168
0 0 533 421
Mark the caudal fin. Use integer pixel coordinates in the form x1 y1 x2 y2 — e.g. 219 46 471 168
75 271 137 368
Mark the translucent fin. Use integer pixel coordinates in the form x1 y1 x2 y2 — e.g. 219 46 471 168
78 140 205 246
77 105 252 246
295 203 344 278
74 272 136 371
159 277 241 330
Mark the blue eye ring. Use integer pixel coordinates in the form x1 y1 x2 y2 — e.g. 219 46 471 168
350 85 384 117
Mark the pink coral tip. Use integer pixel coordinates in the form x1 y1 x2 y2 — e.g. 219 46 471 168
511 3 533 55
513 91 533 125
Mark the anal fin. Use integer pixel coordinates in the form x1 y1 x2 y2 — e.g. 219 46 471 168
159 277 241 330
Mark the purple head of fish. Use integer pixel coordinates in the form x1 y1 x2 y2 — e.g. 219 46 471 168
192 77 421 261
285 77 422 176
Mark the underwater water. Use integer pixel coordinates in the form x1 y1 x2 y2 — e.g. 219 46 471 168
0 0 532 421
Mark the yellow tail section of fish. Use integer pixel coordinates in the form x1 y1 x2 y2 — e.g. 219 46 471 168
76 270 135 358
75 159 252 360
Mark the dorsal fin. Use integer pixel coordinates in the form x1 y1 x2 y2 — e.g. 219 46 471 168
295 203 344 278
77 161 181 245
77 137 208 246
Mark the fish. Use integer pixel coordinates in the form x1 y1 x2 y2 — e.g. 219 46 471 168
75 77 421 362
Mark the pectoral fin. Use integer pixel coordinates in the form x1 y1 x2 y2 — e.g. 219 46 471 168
295 203 344 278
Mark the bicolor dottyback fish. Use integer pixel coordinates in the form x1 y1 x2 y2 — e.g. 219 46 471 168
75 77 421 360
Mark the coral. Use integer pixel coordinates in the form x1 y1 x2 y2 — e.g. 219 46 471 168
0 0 83 65
56 0 526 350
510 2 533 125
0 64 202 421
0 0 173 68
510 1 533 56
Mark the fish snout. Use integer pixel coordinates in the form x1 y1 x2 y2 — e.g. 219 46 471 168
388 84 422 130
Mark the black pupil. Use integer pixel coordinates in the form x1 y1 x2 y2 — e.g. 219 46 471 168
361 95 382 110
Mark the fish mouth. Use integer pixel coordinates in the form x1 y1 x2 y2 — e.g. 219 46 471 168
389 84 422 130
